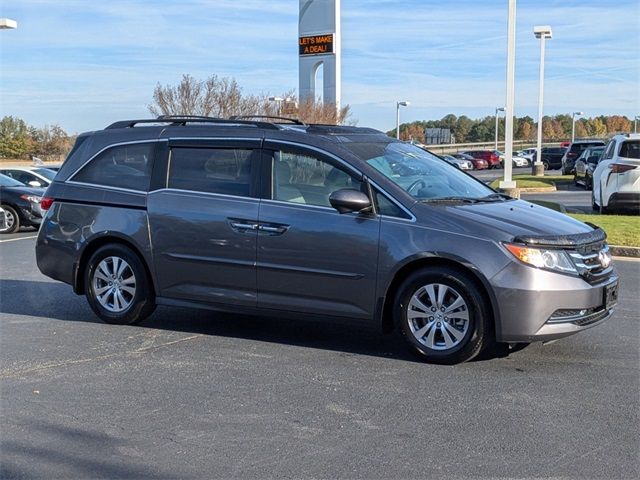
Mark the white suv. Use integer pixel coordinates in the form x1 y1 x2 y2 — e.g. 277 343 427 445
592 134 640 213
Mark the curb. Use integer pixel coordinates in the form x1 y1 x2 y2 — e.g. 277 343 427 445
517 186 557 193
610 245 640 258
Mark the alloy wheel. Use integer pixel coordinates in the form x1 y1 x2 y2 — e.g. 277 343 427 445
406 283 470 350
92 256 137 313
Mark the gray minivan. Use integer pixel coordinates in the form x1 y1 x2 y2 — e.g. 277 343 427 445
36 117 619 363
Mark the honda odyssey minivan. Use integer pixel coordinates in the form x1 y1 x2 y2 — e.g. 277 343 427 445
36 116 619 364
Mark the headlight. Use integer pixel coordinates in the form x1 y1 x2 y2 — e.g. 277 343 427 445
21 194 43 204
504 243 577 274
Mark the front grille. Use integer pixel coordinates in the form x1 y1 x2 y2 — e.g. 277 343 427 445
569 244 613 285
548 307 611 326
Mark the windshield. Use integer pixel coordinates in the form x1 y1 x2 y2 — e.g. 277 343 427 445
33 168 57 180
347 141 495 201
0 173 25 187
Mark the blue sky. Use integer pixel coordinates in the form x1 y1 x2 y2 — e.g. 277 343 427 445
1 0 638 133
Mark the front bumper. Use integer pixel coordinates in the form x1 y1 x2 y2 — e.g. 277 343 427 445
490 261 618 343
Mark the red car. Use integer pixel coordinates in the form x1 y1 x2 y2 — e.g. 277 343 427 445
462 150 501 169
453 152 489 170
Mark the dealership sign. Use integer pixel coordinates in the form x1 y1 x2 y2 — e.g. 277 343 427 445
299 34 334 56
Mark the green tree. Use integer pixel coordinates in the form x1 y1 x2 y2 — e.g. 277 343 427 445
0 116 31 158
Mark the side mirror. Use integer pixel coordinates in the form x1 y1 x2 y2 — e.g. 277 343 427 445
28 180 42 188
329 188 372 214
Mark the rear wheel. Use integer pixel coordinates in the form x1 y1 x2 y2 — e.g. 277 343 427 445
0 205 20 234
84 244 156 325
542 161 549 170
394 267 492 364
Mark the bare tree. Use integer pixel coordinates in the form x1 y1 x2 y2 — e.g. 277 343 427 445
148 74 266 118
148 74 354 125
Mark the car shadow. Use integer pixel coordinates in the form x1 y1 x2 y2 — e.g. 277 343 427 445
0 279 515 363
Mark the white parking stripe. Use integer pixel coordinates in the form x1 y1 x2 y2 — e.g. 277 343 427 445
0 235 38 243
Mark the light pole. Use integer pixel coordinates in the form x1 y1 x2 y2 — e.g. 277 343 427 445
495 107 505 151
533 25 552 175
499 0 517 191
0 18 18 29
571 111 584 142
268 96 284 116
634 115 640 134
396 101 410 139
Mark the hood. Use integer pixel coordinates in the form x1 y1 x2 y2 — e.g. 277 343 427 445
413 199 597 244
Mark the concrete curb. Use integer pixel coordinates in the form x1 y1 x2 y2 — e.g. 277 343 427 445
517 186 557 193
610 245 640 258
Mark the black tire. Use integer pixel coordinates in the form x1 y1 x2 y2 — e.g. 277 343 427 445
542 161 549 170
0 205 20 234
394 266 492 364
84 244 156 325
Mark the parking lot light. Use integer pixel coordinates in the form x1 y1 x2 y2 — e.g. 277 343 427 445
634 115 640 134
0 18 17 29
499 0 517 190
533 25 552 174
495 107 505 151
396 101 410 140
572 111 584 142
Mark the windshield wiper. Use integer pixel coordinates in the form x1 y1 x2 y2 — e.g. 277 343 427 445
478 193 514 202
421 196 480 204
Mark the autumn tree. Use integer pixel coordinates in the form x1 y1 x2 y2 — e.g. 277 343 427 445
0 116 31 158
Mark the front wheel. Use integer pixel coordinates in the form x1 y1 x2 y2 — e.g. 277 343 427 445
394 267 492 364
0 205 20 234
84 244 156 325
542 161 549 170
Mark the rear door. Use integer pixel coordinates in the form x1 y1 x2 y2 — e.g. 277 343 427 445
256 142 381 319
147 139 261 307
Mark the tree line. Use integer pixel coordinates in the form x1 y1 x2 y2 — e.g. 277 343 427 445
0 116 75 160
389 113 635 144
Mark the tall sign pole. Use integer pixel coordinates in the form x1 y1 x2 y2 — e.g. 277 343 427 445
299 0 341 110
499 0 517 191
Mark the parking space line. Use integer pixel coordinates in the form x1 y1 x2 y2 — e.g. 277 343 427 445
0 235 38 243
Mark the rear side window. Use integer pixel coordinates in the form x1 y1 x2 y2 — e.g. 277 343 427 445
168 148 255 197
73 143 154 191
619 140 640 159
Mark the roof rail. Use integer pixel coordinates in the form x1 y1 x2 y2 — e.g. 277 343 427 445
306 124 382 135
229 115 307 126
104 116 281 130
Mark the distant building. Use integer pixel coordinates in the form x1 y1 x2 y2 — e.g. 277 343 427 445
424 128 452 145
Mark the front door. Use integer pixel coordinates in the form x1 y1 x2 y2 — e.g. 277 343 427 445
257 143 380 319
148 139 261 306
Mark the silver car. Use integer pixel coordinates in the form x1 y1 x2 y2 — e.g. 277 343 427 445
35 116 619 364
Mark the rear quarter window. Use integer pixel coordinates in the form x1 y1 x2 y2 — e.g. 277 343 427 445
619 140 640 159
72 143 154 191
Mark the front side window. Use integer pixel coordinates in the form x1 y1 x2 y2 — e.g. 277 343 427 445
271 151 361 207
73 143 154 191
349 141 493 201
168 148 255 197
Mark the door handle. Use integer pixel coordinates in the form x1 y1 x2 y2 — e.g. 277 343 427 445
228 218 258 233
257 223 289 235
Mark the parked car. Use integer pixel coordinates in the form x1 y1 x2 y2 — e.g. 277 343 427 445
0 166 57 188
531 147 567 170
442 155 473 170
462 150 501 169
0 173 45 233
36 116 618 364
452 153 486 170
561 140 606 175
517 148 537 162
497 151 529 168
592 134 640 213
574 146 605 189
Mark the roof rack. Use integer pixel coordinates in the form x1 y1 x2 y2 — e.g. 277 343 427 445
306 124 382 135
229 115 307 126
105 115 280 130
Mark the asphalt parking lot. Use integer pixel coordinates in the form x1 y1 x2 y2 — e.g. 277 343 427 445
1 234 639 479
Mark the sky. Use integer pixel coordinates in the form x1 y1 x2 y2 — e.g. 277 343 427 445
0 0 639 134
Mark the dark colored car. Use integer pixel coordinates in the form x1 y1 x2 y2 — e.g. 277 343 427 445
0 173 45 233
36 116 618 364
532 147 567 170
462 150 500 169
561 140 606 175
574 146 605 189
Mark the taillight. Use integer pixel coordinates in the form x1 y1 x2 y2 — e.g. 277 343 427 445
611 164 637 174
40 197 54 210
